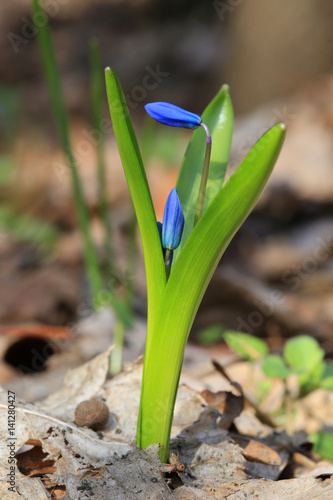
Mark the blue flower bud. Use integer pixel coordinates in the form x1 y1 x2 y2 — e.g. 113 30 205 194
162 188 184 250
145 102 202 129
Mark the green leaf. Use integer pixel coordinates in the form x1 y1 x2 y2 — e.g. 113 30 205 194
284 335 324 372
319 362 333 390
138 123 285 458
309 431 333 461
321 361 333 379
174 85 233 261
262 355 290 379
197 324 224 345
105 68 166 332
223 331 268 361
320 377 333 390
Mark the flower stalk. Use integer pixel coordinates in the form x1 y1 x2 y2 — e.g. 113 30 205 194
194 123 212 226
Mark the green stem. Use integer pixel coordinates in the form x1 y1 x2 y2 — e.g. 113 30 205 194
110 318 125 375
284 380 294 436
32 0 103 307
194 123 212 226
89 39 115 283
67 148 104 300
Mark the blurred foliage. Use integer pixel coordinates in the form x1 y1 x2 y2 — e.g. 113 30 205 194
223 332 333 439
141 116 187 168
309 431 333 461
262 336 333 397
0 85 22 142
0 155 14 184
0 206 58 250
197 324 226 345
223 331 268 361
0 154 59 250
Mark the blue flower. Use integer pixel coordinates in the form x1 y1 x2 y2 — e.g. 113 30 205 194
162 188 184 250
145 102 202 129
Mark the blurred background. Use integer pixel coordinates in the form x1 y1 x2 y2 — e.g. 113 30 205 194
1 0 333 391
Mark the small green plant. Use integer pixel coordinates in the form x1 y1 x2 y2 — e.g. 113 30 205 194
224 332 333 449
224 332 333 396
224 332 333 392
261 335 333 396
105 67 285 461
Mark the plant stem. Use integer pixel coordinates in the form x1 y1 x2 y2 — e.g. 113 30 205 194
284 380 294 436
110 318 125 376
32 0 103 307
194 122 212 226
89 38 115 283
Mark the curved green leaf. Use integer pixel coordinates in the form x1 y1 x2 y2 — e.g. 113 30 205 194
223 331 268 361
174 85 233 260
262 355 290 379
138 123 285 457
105 68 166 329
284 335 324 372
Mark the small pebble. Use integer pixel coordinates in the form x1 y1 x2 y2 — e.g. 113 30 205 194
74 399 109 431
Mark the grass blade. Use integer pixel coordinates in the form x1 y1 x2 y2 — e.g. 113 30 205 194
89 38 115 283
32 0 104 305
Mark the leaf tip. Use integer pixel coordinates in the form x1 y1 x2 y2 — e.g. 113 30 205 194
221 83 230 94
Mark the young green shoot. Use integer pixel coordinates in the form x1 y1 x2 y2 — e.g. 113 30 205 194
89 38 115 283
106 67 286 462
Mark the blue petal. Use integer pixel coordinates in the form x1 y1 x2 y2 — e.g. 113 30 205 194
162 188 185 250
145 102 202 129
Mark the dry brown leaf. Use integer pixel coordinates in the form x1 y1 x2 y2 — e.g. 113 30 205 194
0 324 71 341
16 440 57 477
231 435 281 466
0 349 332 498
201 389 243 429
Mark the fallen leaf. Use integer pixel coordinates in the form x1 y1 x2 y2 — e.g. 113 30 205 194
201 389 243 429
231 435 282 466
16 439 57 477
0 324 71 340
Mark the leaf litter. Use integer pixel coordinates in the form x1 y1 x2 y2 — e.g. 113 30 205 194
1 348 333 499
